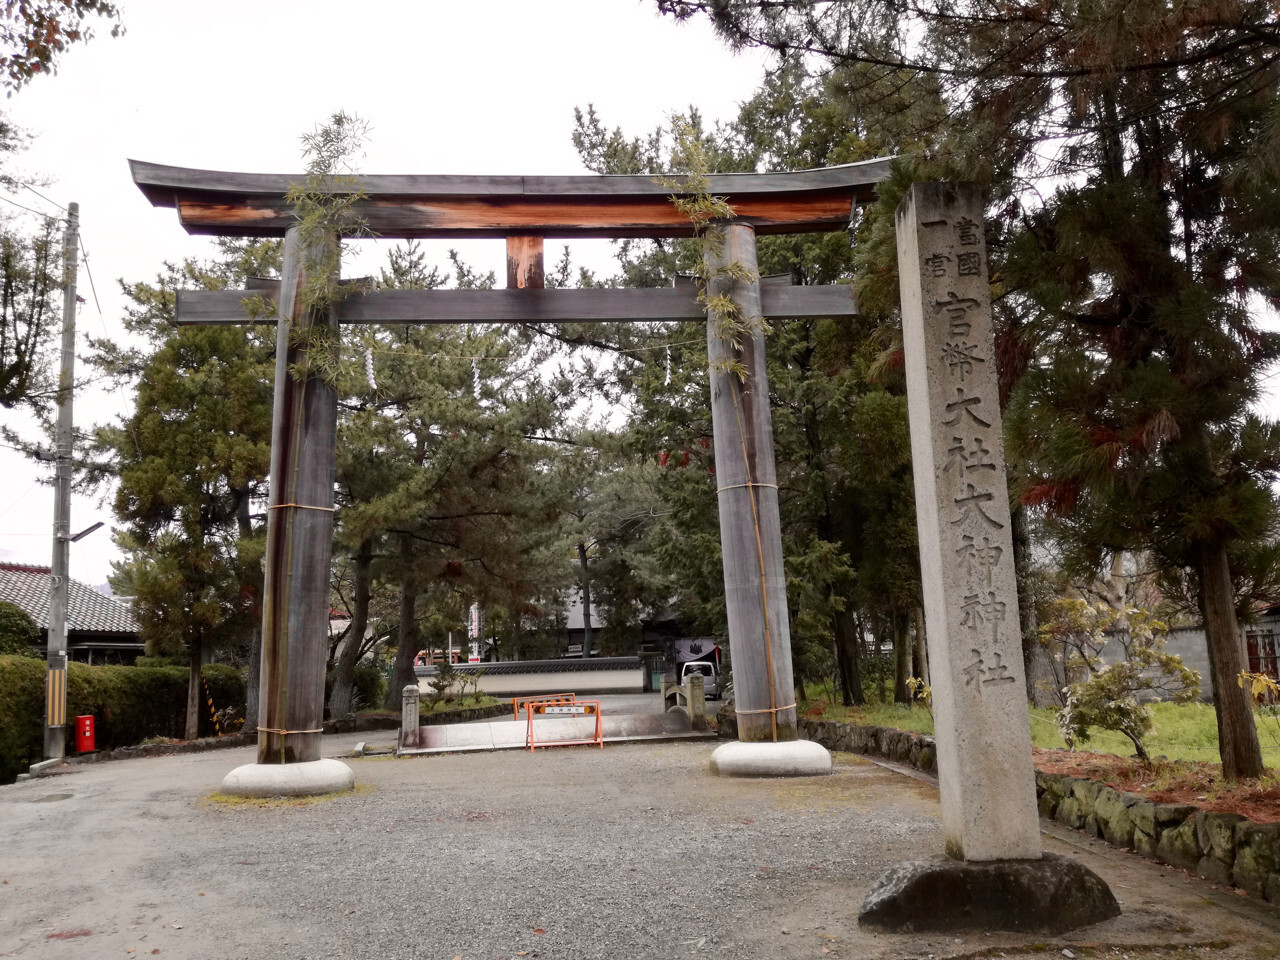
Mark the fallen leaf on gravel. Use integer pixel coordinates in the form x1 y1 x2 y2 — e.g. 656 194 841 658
45 930 92 940
533 928 546 934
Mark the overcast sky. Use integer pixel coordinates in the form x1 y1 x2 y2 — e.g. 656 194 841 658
0 0 772 588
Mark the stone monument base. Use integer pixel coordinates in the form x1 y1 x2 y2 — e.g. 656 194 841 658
858 853 1120 934
709 739 832 777
220 759 355 798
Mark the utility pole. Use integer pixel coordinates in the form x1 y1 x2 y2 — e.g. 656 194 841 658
44 202 79 761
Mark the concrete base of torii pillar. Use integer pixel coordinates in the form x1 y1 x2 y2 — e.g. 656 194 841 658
709 739 832 777
220 759 355 798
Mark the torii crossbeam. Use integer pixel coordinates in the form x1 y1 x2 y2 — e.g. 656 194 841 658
131 158 886 794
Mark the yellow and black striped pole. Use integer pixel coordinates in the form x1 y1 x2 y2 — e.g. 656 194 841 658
201 670 223 737
45 654 67 759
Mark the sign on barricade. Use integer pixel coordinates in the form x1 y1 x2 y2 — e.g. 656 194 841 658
511 693 576 720
525 699 603 752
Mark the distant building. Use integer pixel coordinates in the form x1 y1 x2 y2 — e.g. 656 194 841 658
0 562 142 664
1098 613 1280 702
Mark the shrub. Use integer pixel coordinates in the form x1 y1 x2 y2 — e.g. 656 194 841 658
351 663 386 712
0 657 249 784
323 663 389 717
0 655 46 783
135 654 186 669
425 659 458 710
1043 599 1200 760
0 601 39 656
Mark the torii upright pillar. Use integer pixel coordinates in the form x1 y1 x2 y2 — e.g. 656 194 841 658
221 225 354 797
704 222 831 777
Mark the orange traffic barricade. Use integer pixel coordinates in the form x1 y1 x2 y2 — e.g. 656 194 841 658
511 692 576 720
525 699 603 752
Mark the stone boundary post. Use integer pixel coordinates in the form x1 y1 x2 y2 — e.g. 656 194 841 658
401 684 421 749
687 674 707 730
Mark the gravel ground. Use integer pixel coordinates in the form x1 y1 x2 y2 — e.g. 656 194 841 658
3 736 1280 960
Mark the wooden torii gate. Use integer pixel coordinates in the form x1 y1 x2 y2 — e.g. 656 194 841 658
130 157 888 788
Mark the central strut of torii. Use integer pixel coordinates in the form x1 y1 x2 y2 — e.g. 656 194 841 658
130 157 888 794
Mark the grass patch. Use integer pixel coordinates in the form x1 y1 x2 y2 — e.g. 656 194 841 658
203 782 372 810
421 696 501 716
805 692 1280 768
807 699 937 735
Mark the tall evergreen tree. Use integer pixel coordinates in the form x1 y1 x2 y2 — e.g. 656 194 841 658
665 0 1280 776
571 62 944 705
0 215 60 413
87 240 279 738
334 247 575 708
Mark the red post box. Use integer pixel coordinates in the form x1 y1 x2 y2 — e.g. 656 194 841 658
75 715 95 753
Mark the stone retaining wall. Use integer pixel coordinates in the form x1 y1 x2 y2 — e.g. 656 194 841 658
1035 771 1280 903
717 706 1280 904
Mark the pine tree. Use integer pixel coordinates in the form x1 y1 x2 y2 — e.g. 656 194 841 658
666 0 1280 776
333 246 575 708
88 239 279 738
570 65 941 705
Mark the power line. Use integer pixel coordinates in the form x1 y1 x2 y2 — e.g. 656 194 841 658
20 182 68 214
78 237 108 336
0 191 57 220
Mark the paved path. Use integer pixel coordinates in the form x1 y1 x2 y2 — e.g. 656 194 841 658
2 738 1278 960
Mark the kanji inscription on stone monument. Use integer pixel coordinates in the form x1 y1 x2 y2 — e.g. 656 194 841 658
898 182 1041 861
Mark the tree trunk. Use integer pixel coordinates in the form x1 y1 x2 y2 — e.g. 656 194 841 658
874 616 889 703
577 540 593 658
185 637 203 740
833 605 863 706
1010 504 1055 707
912 605 929 688
237 490 261 733
1197 539 1264 780
893 609 912 704
384 551 420 712
1102 550 1127 611
329 538 373 718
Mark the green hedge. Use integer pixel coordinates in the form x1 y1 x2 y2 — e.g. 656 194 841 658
0 656 247 784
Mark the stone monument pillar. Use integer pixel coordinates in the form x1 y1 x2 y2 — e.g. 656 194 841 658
859 183 1118 932
899 183 1040 861
704 222 830 778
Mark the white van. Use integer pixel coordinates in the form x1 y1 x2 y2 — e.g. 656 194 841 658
680 660 721 700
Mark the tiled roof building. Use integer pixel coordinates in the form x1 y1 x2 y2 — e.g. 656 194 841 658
0 562 141 663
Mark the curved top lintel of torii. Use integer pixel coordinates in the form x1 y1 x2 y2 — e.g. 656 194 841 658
128 156 893 241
